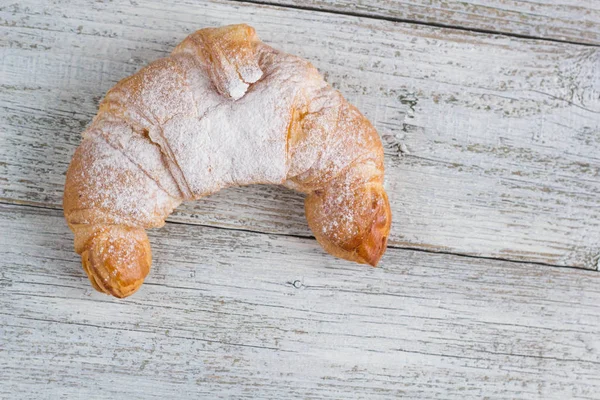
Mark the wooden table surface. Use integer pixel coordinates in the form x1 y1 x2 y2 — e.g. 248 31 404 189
1 1 599 398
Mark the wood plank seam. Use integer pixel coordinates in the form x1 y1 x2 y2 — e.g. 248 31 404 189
0 312 292 352
232 0 600 48
4 312 600 365
4 199 595 272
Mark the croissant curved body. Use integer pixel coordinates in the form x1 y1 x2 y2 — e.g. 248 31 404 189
64 24 391 298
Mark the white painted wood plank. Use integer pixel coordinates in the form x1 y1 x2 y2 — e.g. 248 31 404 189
1 0 599 268
1 203 599 399
259 0 600 45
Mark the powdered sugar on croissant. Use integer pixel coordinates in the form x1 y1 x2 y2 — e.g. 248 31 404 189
64 24 391 298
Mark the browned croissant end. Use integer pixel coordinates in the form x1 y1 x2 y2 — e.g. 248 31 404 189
304 175 391 267
76 225 151 298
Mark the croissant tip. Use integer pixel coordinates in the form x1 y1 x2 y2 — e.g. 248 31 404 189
360 245 385 267
79 226 151 299
108 282 143 299
368 259 380 268
356 199 391 268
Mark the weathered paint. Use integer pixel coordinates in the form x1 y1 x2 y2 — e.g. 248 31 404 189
1 203 599 399
1 0 598 268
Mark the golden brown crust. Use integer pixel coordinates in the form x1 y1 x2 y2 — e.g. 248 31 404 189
304 173 391 267
288 97 391 266
64 24 392 297
77 225 151 298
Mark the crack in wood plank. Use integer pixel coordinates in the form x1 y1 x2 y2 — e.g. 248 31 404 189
1 199 595 271
237 0 600 46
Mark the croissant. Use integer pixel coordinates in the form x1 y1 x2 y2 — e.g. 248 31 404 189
63 24 392 298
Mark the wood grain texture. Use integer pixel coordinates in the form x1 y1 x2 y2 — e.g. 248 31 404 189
1 203 600 399
255 0 600 45
1 0 599 269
